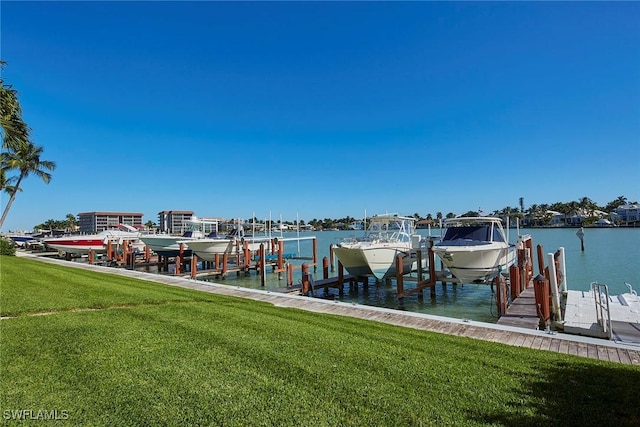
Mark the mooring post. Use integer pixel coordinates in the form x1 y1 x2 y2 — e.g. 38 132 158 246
323 257 329 279
533 274 551 328
88 250 94 264
222 253 228 279
312 238 318 272
396 254 404 303
329 244 335 272
509 264 520 298
301 263 310 296
428 239 437 297
536 244 545 276
259 243 266 286
338 260 345 293
191 254 198 279
286 262 293 287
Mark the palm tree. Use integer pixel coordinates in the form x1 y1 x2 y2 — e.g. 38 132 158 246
0 142 56 229
1 61 30 153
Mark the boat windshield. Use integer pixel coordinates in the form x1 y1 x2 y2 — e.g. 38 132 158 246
442 225 504 243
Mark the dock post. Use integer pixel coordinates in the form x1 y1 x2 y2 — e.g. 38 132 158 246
88 250 94 265
338 261 345 294
396 255 404 304
329 244 335 272
259 243 266 286
106 240 112 262
286 262 293 287
547 252 562 322
222 253 228 279
144 245 150 263
191 254 198 279
428 239 437 297
323 257 329 280
277 240 285 279
509 264 520 298
533 274 551 328
301 263 310 296
312 238 318 273
536 244 545 276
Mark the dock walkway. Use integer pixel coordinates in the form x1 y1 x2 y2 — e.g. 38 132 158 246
15 251 640 366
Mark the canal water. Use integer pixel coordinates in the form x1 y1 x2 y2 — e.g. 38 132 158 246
192 227 639 323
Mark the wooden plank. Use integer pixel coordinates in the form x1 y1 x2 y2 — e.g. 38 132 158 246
597 346 609 361
549 339 561 353
531 336 544 350
522 335 536 349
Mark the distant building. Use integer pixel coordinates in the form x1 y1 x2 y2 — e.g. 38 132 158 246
158 210 195 234
78 211 144 233
612 204 640 226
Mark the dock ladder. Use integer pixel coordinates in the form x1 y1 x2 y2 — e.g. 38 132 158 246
591 281 612 340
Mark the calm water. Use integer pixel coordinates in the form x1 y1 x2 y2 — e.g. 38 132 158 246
195 228 639 323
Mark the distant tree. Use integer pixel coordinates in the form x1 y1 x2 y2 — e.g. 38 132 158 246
446 212 456 219
65 213 78 231
604 196 628 212
145 220 155 230
460 211 479 217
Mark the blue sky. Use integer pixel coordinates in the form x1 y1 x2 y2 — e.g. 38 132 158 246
1 1 639 231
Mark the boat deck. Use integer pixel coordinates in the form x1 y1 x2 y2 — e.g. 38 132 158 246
14 251 640 365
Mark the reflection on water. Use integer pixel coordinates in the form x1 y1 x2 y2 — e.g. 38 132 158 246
189 227 639 323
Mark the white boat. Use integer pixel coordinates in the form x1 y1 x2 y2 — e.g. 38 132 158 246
138 216 218 257
333 214 424 280
432 217 516 284
43 224 143 255
183 228 272 262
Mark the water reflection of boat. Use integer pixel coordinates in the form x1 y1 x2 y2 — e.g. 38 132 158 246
333 214 424 280
432 217 516 284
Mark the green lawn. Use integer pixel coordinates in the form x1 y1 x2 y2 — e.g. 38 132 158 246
1 256 639 426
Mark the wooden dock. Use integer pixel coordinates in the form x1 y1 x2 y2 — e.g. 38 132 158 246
496 287 541 330
16 250 640 366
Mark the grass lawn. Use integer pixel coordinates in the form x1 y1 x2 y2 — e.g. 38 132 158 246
1 255 639 426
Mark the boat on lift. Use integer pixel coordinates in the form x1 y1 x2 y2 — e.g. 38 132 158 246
138 216 218 257
43 224 143 255
432 216 516 284
333 214 424 280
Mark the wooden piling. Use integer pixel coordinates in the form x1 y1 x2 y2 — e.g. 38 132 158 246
301 263 310 296
259 243 266 286
509 264 520 298
329 244 335 272
533 274 550 328
322 257 329 280
88 250 94 264
396 255 404 301
190 254 198 279
536 244 545 275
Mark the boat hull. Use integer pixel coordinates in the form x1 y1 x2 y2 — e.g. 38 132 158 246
433 243 516 284
184 238 269 261
334 242 413 280
138 235 193 257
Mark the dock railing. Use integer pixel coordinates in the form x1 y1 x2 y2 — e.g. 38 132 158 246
591 281 612 340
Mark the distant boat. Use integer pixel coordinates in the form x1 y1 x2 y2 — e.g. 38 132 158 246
43 224 143 255
432 217 516 284
333 214 424 280
4 234 38 246
138 216 219 257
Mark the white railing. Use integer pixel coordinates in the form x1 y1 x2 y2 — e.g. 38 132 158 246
591 281 612 339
